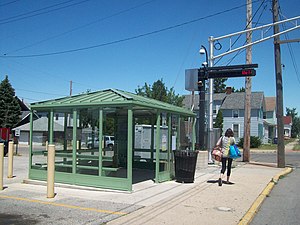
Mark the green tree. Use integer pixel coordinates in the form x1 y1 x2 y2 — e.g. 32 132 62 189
234 87 245 92
213 78 227 93
214 109 223 134
286 107 300 138
0 75 21 128
136 79 184 106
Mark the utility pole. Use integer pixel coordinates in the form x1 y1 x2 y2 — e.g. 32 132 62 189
243 0 252 162
70 80 73 96
272 0 285 168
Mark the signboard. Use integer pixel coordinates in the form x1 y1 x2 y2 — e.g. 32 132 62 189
199 68 256 79
185 64 258 91
15 129 21 137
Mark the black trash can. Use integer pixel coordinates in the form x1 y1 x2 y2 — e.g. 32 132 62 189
174 150 198 183
273 137 278 144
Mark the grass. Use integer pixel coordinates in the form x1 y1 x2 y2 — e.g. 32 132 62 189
293 144 300 151
257 144 277 150
256 138 298 150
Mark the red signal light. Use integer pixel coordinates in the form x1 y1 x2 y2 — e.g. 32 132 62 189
242 70 252 75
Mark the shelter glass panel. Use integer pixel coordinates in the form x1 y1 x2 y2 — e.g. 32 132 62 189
31 111 49 170
53 111 73 173
75 109 99 175
159 112 169 173
101 107 127 178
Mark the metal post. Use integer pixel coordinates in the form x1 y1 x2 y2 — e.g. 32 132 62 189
199 45 208 150
47 144 55 198
7 141 14 178
198 79 205 150
0 143 4 190
155 112 161 183
127 107 133 191
207 36 214 163
98 108 103 176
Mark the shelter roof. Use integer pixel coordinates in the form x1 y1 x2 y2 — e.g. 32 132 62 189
31 89 195 117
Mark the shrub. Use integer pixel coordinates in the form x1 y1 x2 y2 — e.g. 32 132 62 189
237 136 262 148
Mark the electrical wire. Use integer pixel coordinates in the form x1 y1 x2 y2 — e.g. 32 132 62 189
225 0 268 65
279 9 300 85
214 0 269 66
1 0 263 58
3 57 100 92
16 88 66 96
0 0 93 25
17 96 43 102
5 0 156 55
0 0 20 7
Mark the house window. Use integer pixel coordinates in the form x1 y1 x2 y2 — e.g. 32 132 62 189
263 112 266 119
233 124 239 138
232 110 239 118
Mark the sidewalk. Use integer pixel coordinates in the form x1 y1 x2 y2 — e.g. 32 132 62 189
107 163 286 225
1 150 290 225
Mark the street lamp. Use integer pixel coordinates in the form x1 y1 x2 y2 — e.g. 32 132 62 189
199 45 208 66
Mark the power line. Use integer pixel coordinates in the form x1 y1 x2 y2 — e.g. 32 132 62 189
16 88 66 97
279 9 300 85
4 57 100 91
0 0 93 25
5 0 156 55
215 0 269 66
0 0 20 7
17 96 41 102
225 0 268 65
1 0 263 58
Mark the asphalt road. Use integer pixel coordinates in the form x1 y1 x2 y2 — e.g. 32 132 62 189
1 146 142 225
250 151 300 168
249 150 300 225
250 168 300 225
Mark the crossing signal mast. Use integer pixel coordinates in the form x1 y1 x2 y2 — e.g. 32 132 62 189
186 13 300 167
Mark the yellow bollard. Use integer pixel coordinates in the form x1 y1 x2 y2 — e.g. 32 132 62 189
7 141 14 178
47 144 55 198
0 143 4 190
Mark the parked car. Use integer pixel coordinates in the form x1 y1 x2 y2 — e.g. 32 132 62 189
0 138 8 156
87 135 115 149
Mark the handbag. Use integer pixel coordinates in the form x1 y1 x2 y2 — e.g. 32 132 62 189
212 146 222 162
229 144 241 159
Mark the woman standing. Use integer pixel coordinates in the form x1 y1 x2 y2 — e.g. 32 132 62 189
216 128 236 186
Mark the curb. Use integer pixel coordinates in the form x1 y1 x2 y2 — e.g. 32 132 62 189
238 167 293 225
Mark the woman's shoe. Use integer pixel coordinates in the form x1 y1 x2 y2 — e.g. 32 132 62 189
224 181 234 185
218 178 222 186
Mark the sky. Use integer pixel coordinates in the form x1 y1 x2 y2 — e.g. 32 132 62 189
0 0 299 113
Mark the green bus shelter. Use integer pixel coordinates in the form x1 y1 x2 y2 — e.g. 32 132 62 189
29 89 196 191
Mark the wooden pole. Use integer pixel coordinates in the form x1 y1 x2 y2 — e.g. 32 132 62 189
243 0 252 162
272 0 285 168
